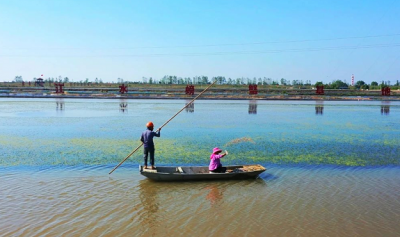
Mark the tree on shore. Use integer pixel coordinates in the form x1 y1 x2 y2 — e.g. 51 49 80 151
213 76 226 84
327 80 348 89
315 81 323 86
355 80 365 89
14 76 23 82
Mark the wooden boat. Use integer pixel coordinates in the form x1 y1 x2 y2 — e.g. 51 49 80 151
139 164 266 181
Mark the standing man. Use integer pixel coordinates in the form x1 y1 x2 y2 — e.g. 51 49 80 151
140 121 161 169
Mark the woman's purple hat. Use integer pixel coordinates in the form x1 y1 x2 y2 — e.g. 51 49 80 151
213 147 222 154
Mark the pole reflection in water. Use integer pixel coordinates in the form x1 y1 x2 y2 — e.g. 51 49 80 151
315 101 324 115
381 101 390 115
120 100 128 113
56 99 64 111
185 100 194 113
248 100 257 114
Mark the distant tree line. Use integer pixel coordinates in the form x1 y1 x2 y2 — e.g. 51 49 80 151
316 79 399 90
142 75 314 86
12 76 104 84
10 75 400 89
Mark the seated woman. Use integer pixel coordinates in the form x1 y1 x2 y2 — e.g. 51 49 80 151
209 147 228 173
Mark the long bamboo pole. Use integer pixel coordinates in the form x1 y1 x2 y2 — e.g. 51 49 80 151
109 80 218 174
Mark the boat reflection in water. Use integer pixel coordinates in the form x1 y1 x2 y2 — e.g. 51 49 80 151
248 100 257 114
120 100 128 113
185 100 194 113
381 101 390 115
56 99 64 111
315 101 324 115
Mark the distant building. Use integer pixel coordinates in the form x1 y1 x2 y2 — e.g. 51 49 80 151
35 78 44 87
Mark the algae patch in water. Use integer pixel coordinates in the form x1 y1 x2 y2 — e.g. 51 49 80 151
224 137 255 147
1 132 399 167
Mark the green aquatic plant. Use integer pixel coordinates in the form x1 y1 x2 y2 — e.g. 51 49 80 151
224 137 256 147
1 114 399 167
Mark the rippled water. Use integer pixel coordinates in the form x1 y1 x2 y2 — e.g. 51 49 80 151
1 98 399 236
1 166 400 237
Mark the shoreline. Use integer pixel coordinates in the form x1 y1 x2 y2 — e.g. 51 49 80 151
1 84 399 101
1 94 399 101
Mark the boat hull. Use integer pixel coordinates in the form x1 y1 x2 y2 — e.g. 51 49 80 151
139 165 266 181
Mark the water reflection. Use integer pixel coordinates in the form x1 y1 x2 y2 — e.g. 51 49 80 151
138 180 160 232
204 184 224 206
248 100 257 114
120 100 128 113
185 100 194 113
315 101 324 115
381 101 390 115
56 99 64 111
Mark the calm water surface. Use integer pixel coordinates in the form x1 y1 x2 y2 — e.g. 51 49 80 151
0 98 399 236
